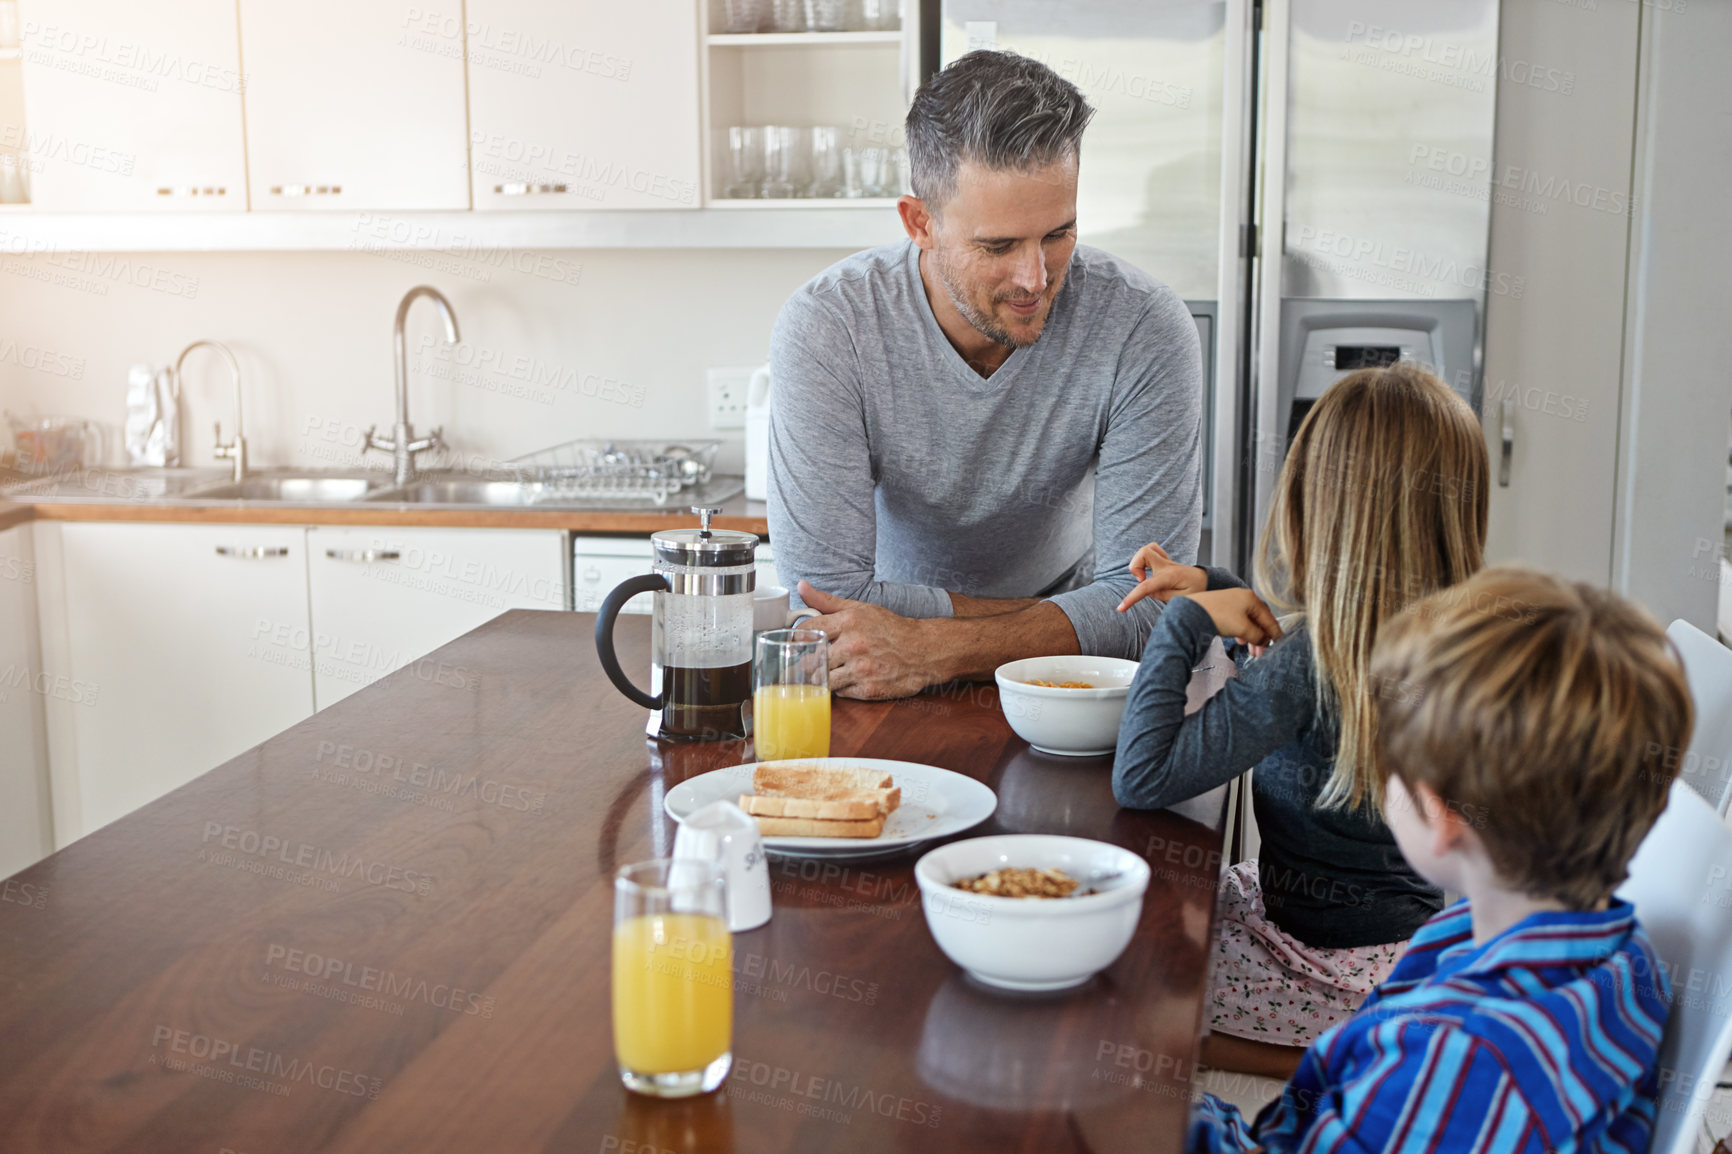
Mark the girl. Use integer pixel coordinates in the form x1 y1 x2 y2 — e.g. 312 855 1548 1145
1112 363 1488 1076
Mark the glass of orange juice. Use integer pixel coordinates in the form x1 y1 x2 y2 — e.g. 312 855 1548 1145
612 859 732 1097
752 628 830 760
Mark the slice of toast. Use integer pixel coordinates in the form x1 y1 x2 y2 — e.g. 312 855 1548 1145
737 793 884 821
751 763 900 814
751 813 887 839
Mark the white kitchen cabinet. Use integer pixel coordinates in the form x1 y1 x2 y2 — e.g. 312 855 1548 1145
306 527 566 710
237 0 469 211
16 0 247 210
467 0 701 210
0 525 51 878
57 523 315 837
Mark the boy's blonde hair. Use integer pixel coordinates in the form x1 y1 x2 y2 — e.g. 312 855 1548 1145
1370 567 1693 909
1254 363 1488 810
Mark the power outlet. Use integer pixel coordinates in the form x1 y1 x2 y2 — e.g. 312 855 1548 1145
707 367 754 429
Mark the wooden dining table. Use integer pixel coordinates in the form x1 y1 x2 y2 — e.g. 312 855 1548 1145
0 610 1228 1154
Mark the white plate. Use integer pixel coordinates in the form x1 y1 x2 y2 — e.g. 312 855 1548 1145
664 758 998 860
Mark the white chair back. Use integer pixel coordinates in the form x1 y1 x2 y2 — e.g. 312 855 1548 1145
1616 780 1732 1154
1665 619 1732 814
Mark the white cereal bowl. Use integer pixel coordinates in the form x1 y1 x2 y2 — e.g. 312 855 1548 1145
915 835 1151 991
994 656 1140 756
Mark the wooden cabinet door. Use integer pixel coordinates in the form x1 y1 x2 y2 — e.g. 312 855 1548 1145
16 0 247 210
467 0 700 211
237 0 469 211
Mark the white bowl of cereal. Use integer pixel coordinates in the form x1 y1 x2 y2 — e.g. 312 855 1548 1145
915 834 1150 991
993 656 1141 756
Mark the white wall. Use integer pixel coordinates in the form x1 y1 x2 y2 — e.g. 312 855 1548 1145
0 246 856 475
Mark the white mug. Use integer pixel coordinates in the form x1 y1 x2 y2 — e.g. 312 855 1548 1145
754 584 821 633
672 800 771 932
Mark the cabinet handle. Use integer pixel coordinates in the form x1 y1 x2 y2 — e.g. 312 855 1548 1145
215 545 291 559
269 184 343 197
494 183 568 196
156 186 228 197
325 548 401 563
1499 399 1515 488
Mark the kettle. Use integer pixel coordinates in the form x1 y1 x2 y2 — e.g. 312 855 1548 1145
595 507 758 742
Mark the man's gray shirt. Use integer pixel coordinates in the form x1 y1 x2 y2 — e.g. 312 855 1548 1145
766 239 1202 659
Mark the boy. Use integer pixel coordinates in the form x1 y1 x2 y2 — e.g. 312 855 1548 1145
1190 567 1693 1154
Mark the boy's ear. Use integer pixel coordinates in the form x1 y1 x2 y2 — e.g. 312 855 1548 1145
1411 780 1475 855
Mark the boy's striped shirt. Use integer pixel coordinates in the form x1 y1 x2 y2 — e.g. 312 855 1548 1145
1190 899 1669 1154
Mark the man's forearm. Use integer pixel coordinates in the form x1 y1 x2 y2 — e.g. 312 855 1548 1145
920 600 1080 681
947 591 1048 618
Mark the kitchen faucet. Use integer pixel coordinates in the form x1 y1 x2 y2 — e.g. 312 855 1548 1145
174 339 246 482
365 285 460 486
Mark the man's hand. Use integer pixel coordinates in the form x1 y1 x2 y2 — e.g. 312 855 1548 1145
1117 541 1208 612
797 581 943 699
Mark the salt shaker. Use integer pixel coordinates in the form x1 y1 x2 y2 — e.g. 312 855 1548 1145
672 800 772 932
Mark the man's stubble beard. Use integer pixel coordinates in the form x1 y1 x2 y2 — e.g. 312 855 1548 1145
930 245 1055 351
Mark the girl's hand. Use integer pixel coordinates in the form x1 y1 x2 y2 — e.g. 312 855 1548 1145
1187 588 1283 650
1117 542 1208 612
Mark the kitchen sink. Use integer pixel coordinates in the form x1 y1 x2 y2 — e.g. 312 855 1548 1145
366 478 541 506
0 466 231 502
187 475 390 502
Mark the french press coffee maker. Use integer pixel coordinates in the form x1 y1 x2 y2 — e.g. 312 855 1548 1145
595 507 758 741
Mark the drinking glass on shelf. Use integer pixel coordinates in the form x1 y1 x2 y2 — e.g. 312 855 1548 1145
804 0 852 32
884 145 909 196
761 126 804 199
753 628 830 760
719 0 769 33
859 0 900 30
806 127 843 198
726 126 765 198
855 146 889 197
612 859 732 1097
767 0 806 32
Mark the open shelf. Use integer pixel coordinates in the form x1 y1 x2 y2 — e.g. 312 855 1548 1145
707 32 902 47
708 196 900 210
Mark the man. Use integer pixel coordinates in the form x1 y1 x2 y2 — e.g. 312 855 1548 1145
768 50 1203 699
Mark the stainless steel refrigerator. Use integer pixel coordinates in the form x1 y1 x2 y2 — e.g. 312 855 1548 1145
920 0 1499 570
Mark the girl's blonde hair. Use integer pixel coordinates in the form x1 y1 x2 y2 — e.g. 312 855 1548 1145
1253 363 1488 810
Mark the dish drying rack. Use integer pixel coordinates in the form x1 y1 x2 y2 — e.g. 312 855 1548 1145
506 439 721 505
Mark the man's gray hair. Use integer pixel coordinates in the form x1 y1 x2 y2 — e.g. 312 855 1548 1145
905 50 1096 210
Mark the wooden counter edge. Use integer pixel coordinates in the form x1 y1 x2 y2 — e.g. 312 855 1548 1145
14 501 768 536
0 502 35 532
